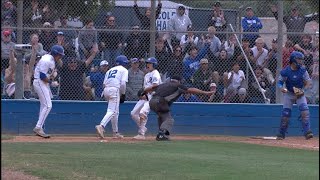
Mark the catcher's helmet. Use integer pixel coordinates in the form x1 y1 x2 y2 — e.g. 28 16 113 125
50 45 65 57
116 55 129 66
289 51 304 64
145 57 158 68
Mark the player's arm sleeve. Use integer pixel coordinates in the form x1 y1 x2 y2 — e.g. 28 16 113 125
277 75 285 88
303 71 312 89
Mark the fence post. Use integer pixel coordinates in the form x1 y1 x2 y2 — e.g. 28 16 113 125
149 0 156 57
14 0 24 99
276 1 284 104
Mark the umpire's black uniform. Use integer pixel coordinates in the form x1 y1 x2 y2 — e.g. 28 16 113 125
149 79 188 140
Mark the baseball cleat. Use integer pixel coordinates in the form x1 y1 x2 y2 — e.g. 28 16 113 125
112 132 124 139
95 125 105 139
305 131 313 140
156 133 170 141
133 134 146 140
33 127 50 138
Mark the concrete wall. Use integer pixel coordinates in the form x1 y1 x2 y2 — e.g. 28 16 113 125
2 100 319 136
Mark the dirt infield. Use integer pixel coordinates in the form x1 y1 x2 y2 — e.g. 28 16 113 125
2 135 319 151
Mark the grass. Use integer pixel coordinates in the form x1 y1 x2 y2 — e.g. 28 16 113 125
1 140 319 180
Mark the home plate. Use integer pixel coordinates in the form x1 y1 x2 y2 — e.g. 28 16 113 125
250 136 278 140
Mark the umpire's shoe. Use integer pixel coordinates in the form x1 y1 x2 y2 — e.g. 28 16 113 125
305 130 313 140
33 127 50 138
276 133 285 140
156 133 170 141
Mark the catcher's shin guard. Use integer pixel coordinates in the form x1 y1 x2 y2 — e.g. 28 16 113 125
278 108 291 137
299 103 311 135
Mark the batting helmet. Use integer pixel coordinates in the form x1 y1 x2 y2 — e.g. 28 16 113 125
115 55 129 66
145 57 158 68
50 45 65 57
289 51 304 64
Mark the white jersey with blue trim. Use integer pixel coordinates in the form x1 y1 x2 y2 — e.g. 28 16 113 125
103 65 128 89
33 54 55 79
143 69 162 89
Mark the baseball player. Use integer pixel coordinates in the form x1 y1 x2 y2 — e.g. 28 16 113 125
33 45 64 138
131 57 162 140
276 51 313 140
95 55 129 139
140 75 214 141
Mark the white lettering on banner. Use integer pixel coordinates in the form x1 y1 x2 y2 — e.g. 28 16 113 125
156 8 189 31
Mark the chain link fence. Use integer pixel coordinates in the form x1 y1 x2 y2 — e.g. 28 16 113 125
1 0 319 104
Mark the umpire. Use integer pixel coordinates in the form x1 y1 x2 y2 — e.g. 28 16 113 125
141 75 214 141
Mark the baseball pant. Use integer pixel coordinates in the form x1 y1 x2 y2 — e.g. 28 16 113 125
100 87 120 133
149 97 174 133
131 99 150 135
33 79 53 129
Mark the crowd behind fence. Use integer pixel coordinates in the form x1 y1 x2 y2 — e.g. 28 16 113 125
1 0 319 104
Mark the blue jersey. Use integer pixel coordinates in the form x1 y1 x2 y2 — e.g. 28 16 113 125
279 66 311 93
90 72 105 99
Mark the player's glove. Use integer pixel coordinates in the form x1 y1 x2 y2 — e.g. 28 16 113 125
293 87 304 98
120 94 126 104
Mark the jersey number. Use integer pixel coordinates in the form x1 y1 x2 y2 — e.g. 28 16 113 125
107 70 118 79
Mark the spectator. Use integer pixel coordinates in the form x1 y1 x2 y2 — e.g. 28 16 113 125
38 22 56 52
57 15 77 51
99 15 123 67
24 0 43 28
168 4 192 43
212 49 233 90
222 34 237 58
180 26 199 53
265 38 278 75
167 45 184 79
183 39 210 85
133 0 162 54
177 93 201 102
205 26 222 59
242 7 263 48
230 88 251 103
207 1 227 42
1 0 17 27
84 60 110 101
305 36 319 104
251 37 268 68
4 44 38 99
282 39 295 68
56 31 75 58
126 58 144 101
207 82 224 103
78 18 98 60
233 37 254 72
294 34 314 73
57 44 99 100
247 66 271 103
1 21 16 42
192 58 213 101
1 30 15 72
155 37 172 76
41 3 56 25
26 33 47 57
271 5 319 45
124 25 146 60
224 61 245 103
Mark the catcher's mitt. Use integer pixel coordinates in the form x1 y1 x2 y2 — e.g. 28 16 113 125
293 87 304 98
120 94 126 103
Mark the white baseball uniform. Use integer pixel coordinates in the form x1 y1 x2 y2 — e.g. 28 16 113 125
99 65 128 133
33 54 55 129
131 69 162 135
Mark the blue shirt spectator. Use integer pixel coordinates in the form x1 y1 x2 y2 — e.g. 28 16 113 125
242 7 263 47
177 93 201 102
